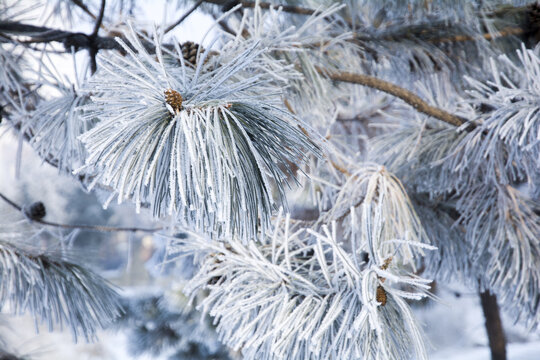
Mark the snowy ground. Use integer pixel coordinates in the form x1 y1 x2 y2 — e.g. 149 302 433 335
432 342 540 360
418 285 540 360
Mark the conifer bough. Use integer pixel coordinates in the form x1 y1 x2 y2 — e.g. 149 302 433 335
2 1 540 360
76 31 321 241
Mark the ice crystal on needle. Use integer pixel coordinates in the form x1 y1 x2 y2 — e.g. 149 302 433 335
77 28 321 241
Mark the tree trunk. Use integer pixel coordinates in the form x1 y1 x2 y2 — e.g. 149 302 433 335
479 291 507 360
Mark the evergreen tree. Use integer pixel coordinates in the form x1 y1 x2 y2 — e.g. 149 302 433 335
1 1 540 359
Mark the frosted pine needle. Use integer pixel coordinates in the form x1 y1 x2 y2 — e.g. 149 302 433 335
76 28 321 241
174 201 432 360
0 238 122 341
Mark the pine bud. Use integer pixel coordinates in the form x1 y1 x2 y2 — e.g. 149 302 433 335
376 257 392 306
376 285 387 306
24 201 47 220
381 256 392 270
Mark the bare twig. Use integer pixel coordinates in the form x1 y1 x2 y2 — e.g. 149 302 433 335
71 0 110 32
165 0 204 34
202 0 317 16
89 0 106 74
0 21 118 51
0 192 22 212
0 192 161 233
0 21 172 54
71 0 97 20
211 13 239 36
91 0 106 37
316 67 469 127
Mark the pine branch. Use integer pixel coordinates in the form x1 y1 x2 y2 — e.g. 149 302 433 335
201 0 317 16
0 239 122 341
0 21 120 51
115 293 230 358
178 200 433 360
0 191 161 233
316 67 469 127
74 31 320 240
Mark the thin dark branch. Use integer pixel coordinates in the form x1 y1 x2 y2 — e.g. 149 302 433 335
89 0 106 74
316 67 470 128
0 21 118 50
89 48 98 73
0 191 161 233
0 192 22 212
71 0 109 32
1 21 472 129
0 21 164 53
92 0 106 37
202 0 317 16
71 0 97 20
211 13 237 36
165 0 204 34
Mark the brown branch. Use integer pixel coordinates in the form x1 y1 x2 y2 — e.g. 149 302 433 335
165 0 205 34
428 26 525 44
316 67 469 127
329 160 351 177
0 191 161 233
353 25 526 46
1 21 472 129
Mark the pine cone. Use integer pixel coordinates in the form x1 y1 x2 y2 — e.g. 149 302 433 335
529 2 540 24
164 89 183 113
24 201 46 220
180 41 203 67
527 2 540 43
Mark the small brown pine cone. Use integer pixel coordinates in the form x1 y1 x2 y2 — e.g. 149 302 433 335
376 285 387 306
164 89 183 113
180 41 204 66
